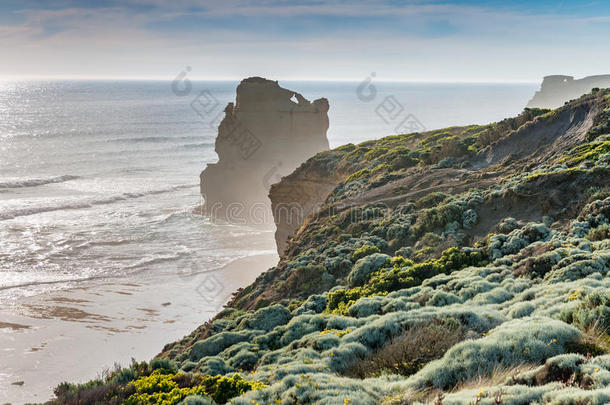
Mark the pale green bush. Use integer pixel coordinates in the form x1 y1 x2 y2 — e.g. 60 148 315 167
197 356 231 375
293 294 328 315
560 289 610 330
179 395 215 405
488 223 551 259
234 373 400 405
426 290 461 307
462 208 478 229
347 253 390 287
190 331 257 360
407 317 581 390
508 301 536 318
239 304 291 332
278 314 328 346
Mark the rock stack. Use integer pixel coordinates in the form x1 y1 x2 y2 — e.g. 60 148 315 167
200 77 330 228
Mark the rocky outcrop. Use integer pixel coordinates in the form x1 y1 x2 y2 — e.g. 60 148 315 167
528 75 610 109
270 159 347 256
200 77 329 228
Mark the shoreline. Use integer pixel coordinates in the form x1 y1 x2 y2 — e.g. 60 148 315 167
0 252 278 405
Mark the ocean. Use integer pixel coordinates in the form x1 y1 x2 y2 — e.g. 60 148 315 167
0 79 537 402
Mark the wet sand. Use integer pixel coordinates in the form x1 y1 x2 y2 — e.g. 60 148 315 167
0 253 278 404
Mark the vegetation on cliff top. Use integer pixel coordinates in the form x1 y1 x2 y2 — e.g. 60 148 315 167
44 89 610 404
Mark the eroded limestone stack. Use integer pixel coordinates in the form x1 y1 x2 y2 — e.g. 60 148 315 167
200 77 329 228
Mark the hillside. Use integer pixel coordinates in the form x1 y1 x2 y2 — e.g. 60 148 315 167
47 89 610 405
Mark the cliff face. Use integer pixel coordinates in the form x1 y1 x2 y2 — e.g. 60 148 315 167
528 75 610 109
200 77 329 226
269 163 344 255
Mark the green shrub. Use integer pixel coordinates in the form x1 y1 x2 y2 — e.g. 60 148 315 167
179 395 215 405
124 370 265 405
293 294 328 315
197 356 231 376
347 253 390 287
344 168 370 183
279 265 334 296
344 319 465 378
351 244 381 262
109 367 137 385
52 379 129 405
561 140 610 166
241 304 291 332
561 290 610 330
199 374 265 404
414 192 450 209
190 331 255 361
328 248 486 314
151 357 178 372
125 370 207 405
589 224 610 241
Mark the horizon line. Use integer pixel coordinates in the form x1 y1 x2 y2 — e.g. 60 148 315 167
0 74 541 84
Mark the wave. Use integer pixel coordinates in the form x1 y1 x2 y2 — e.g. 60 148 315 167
109 136 206 143
0 184 198 221
124 253 185 270
0 252 189 292
0 272 111 292
183 142 214 149
0 175 80 189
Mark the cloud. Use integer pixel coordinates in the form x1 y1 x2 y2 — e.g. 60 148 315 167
0 0 609 80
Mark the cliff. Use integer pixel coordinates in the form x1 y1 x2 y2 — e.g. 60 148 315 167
269 160 345 255
46 90 610 405
528 74 610 109
270 97 603 257
200 77 329 226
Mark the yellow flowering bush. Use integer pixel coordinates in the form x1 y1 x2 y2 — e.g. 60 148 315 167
124 370 265 405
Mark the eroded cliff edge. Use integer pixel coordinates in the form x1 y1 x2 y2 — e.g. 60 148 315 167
200 77 329 227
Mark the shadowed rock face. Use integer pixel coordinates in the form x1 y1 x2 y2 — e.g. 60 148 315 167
528 75 610 109
200 77 329 229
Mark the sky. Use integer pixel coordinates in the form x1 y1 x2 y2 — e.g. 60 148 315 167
1 0 610 82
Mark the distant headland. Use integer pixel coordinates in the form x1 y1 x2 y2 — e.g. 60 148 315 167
527 74 610 108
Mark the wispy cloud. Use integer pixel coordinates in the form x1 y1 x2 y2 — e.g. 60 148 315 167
0 0 609 81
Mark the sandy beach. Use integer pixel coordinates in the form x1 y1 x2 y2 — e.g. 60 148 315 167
0 253 278 405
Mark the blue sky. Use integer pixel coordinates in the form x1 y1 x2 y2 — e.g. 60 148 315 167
1 0 610 81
